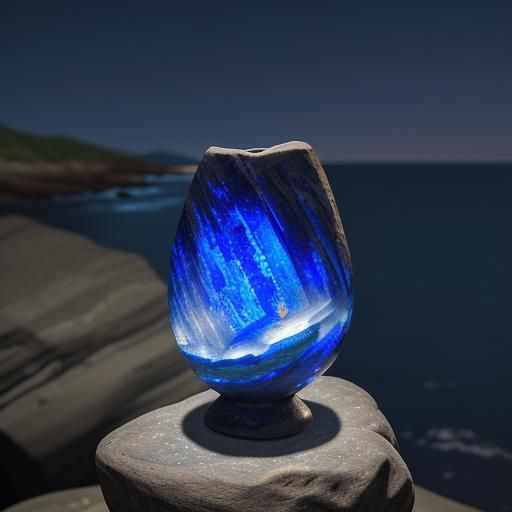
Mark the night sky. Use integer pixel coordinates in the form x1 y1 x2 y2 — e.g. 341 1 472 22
1 0 511 161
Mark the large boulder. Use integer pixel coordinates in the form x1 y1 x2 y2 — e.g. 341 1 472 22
0 216 204 504
97 376 414 512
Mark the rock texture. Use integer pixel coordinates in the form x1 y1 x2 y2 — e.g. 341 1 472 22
97 376 414 512
4 485 484 512
0 216 205 504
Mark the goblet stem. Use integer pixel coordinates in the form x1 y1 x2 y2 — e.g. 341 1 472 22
205 394 313 440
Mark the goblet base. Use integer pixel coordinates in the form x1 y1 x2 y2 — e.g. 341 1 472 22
204 393 313 440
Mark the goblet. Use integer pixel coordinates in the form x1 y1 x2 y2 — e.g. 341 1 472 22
169 141 352 439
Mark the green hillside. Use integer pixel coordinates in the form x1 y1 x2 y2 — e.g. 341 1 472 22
0 125 132 163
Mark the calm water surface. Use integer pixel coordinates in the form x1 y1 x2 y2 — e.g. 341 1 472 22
2 165 511 512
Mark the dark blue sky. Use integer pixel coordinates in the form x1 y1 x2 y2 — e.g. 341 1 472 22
1 1 511 161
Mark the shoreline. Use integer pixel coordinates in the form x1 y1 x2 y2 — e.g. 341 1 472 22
0 159 196 200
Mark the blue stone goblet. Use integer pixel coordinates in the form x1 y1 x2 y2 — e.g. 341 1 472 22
169 142 352 439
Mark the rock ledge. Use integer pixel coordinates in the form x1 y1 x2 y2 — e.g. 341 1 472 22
96 376 414 512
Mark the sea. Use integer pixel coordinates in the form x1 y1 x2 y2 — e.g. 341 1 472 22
1 164 511 512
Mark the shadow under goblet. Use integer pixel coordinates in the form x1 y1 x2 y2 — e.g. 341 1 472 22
182 399 341 456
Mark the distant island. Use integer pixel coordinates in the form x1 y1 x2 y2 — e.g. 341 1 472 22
0 126 197 199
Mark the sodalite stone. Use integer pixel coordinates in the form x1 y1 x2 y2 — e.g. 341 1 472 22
169 142 353 401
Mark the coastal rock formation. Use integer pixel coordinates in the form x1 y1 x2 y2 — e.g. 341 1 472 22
0 160 196 199
0 125 196 199
0 216 205 504
97 376 414 512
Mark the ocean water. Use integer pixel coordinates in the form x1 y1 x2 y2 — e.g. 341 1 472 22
1 164 511 512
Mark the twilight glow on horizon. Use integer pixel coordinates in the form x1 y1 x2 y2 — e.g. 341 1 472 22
1 1 511 162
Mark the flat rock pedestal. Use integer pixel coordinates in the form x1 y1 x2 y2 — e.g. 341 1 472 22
96 377 414 512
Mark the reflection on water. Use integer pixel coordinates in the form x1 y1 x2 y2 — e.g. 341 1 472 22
417 428 512 461
85 196 185 213
1 165 511 512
